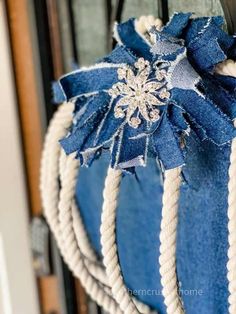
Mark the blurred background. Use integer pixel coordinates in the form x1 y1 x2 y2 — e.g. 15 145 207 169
0 1 224 314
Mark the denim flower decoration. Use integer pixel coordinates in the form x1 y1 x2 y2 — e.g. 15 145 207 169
55 14 236 172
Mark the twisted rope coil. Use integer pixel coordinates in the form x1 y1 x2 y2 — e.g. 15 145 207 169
215 60 236 314
40 103 122 313
159 168 184 314
101 167 141 314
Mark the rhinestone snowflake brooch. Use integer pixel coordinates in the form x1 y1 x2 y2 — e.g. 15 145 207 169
108 58 170 128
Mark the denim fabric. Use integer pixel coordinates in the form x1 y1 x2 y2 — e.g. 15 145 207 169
171 89 235 144
185 17 235 71
57 16 235 172
161 13 235 72
163 12 192 37
200 74 236 119
214 75 236 98
60 66 119 100
101 45 136 65
115 18 153 61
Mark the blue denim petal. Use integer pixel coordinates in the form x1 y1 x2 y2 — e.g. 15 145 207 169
184 17 235 71
184 114 208 142
201 74 236 119
99 45 136 65
170 56 200 92
215 75 236 98
59 65 120 100
77 99 124 153
73 92 110 129
151 31 186 62
93 100 124 147
163 12 192 38
171 88 236 145
152 112 184 169
188 38 226 72
185 16 234 51
60 94 110 154
52 81 66 103
115 18 153 61
167 103 189 132
110 122 149 169
60 113 101 155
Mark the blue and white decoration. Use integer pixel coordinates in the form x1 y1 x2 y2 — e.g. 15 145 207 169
54 13 236 172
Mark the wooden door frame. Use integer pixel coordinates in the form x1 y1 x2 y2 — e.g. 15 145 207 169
0 2 40 313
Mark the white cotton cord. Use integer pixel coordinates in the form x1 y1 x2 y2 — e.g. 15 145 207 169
58 152 111 286
57 155 120 313
59 149 111 287
100 167 141 314
41 103 74 253
159 167 184 314
213 63 236 314
59 150 98 263
227 119 236 314
71 200 110 286
40 103 123 314
59 149 108 286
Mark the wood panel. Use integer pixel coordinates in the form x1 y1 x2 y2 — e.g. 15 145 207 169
39 277 61 314
6 0 43 217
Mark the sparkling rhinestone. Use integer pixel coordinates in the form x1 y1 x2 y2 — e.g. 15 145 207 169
117 83 130 94
159 89 170 99
114 107 125 118
139 102 146 110
150 109 160 121
108 88 117 97
130 117 141 128
117 67 127 80
118 97 128 106
156 69 167 81
145 82 163 92
135 57 145 69
135 89 142 97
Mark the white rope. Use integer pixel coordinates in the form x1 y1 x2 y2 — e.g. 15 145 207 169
214 62 236 314
58 152 111 287
227 120 236 314
101 167 141 314
159 168 184 314
40 103 122 314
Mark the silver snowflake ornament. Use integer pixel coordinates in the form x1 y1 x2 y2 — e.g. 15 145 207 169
108 58 170 128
